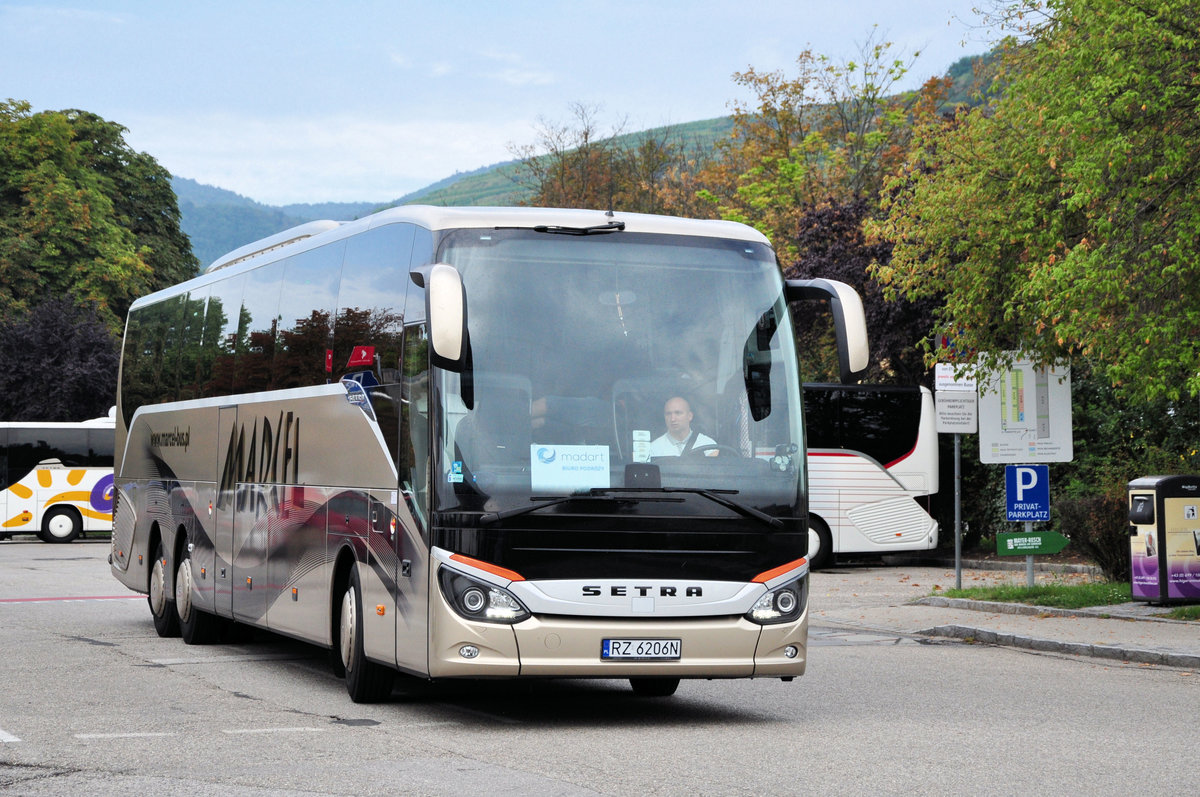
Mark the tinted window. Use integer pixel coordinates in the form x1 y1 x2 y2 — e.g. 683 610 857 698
233 262 284 395
275 242 345 389
803 384 922 465
334 224 413 384
177 287 211 401
205 274 245 398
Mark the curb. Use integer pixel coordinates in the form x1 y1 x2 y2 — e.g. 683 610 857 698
912 596 1189 624
885 554 1102 576
919 623 1200 670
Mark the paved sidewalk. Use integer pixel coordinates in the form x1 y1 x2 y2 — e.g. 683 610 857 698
809 564 1200 670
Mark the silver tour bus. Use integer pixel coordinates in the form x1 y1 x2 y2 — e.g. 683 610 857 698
111 206 868 702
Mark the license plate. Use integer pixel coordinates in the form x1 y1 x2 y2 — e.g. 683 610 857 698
601 638 681 660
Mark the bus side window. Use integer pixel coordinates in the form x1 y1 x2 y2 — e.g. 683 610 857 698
334 223 413 384
275 242 345 389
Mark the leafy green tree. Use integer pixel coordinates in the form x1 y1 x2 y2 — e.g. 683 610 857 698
873 0 1200 403
0 101 197 332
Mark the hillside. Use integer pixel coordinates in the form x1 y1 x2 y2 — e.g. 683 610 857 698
174 53 992 268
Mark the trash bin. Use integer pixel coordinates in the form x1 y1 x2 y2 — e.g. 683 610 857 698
1128 475 1200 604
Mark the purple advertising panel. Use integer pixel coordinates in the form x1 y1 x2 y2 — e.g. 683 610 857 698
1130 527 1160 600
1164 498 1200 601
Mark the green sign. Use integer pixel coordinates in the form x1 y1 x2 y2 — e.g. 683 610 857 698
997 530 1070 556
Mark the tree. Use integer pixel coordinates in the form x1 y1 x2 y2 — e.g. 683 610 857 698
508 103 705 215
0 298 119 421
697 32 936 269
873 0 1200 402
694 36 947 382
0 101 197 332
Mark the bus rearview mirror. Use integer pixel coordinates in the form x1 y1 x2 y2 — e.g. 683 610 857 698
424 264 468 372
785 278 869 384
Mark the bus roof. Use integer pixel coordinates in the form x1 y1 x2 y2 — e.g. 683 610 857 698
133 205 772 312
204 205 769 272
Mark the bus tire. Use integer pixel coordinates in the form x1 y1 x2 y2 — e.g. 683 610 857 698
175 544 219 645
149 539 180 638
806 516 833 570
40 506 82 543
630 677 679 697
338 565 393 703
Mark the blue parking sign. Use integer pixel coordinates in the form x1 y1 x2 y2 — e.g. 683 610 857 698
1006 465 1050 522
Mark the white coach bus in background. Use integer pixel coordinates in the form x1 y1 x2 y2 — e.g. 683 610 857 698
0 411 116 543
111 205 868 702
802 383 939 568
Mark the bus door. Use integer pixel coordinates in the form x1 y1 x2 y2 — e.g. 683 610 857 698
393 325 430 675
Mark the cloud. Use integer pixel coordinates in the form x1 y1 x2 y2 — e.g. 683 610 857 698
122 112 536 205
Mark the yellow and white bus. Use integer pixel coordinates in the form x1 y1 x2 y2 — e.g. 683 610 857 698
112 205 868 702
0 411 116 543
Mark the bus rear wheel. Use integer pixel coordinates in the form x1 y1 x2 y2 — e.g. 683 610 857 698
40 506 82 543
149 540 180 638
175 545 219 645
337 566 394 703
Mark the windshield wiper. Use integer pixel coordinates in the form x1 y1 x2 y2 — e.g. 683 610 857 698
478 488 679 525
531 221 625 235
478 486 782 529
609 487 784 529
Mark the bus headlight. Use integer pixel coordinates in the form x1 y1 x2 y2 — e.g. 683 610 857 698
745 574 808 625
439 569 530 624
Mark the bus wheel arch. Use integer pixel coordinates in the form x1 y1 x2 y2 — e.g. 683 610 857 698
40 505 82 543
806 514 833 570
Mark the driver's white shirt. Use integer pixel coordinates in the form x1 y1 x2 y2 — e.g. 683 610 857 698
649 431 716 457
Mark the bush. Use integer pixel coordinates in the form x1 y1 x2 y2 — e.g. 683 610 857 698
1056 493 1129 582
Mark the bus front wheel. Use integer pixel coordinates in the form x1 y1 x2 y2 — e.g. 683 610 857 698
40 506 82 543
337 566 394 703
807 517 833 570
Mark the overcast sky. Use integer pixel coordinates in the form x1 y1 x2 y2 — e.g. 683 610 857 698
2 1 1003 206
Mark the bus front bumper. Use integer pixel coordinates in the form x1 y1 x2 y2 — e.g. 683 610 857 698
428 600 808 680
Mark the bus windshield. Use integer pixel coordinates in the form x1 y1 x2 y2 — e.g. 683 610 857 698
433 228 805 516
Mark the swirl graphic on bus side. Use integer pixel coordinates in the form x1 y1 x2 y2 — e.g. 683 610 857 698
90 473 115 513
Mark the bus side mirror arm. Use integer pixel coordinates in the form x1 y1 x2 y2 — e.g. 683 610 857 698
413 264 469 373
785 278 869 384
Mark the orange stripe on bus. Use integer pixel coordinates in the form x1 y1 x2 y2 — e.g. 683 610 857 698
67 469 86 485
449 553 525 582
8 483 32 499
3 511 33 528
43 491 90 507
37 470 52 488
752 558 807 583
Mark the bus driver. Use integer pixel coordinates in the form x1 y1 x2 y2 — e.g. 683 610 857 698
649 396 716 457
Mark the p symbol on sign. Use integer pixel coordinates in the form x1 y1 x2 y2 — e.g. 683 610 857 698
1016 466 1039 500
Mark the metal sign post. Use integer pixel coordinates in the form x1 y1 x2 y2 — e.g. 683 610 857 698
1005 465 1053 587
935 364 977 591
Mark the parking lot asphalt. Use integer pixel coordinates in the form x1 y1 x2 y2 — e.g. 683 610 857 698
810 560 1200 670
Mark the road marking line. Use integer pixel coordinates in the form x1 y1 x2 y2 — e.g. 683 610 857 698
0 727 21 743
221 727 325 735
74 732 178 739
0 595 143 604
